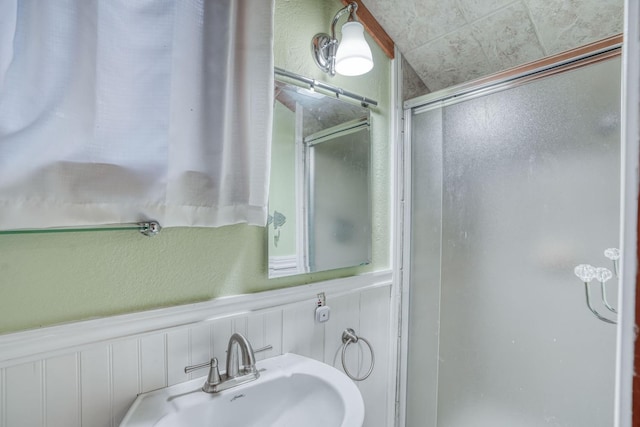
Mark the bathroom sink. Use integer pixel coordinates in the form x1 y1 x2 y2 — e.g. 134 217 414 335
119 353 364 427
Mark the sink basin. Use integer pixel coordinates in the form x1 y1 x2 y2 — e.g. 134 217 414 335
119 353 364 427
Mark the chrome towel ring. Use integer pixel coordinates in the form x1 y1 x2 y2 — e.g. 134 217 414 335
341 328 374 381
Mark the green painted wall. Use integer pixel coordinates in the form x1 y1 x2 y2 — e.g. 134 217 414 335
0 0 392 335
268 101 297 257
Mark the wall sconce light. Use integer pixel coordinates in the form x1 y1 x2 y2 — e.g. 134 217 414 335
311 2 374 77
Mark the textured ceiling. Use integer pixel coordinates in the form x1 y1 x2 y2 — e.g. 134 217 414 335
361 0 623 97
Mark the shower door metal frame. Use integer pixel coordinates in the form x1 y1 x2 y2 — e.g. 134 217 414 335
619 1 640 426
397 34 624 427
404 34 622 112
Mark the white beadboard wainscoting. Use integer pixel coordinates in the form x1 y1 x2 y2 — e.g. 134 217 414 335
0 271 395 427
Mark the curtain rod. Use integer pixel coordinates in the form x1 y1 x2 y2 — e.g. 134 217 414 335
0 221 161 237
274 67 378 107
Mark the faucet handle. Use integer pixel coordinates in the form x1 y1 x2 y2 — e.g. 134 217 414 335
184 357 217 374
185 358 222 393
203 358 221 391
253 344 273 354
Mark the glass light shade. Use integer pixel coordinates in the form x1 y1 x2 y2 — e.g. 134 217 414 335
335 22 373 76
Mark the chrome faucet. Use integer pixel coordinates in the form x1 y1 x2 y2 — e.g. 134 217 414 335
225 332 257 379
184 332 271 393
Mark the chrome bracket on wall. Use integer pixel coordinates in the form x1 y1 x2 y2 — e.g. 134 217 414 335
138 221 162 237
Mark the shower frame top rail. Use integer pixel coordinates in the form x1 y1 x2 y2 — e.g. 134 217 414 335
405 34 623 112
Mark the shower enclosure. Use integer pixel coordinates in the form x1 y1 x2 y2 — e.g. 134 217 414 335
402 41 621 427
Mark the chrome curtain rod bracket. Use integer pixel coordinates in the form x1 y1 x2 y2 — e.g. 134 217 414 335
274 67 378 107
138 221 162 237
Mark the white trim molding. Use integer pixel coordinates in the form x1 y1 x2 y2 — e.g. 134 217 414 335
268 255 300 278
0 270 392 367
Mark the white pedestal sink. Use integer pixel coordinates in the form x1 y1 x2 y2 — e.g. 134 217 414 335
119 353 364 427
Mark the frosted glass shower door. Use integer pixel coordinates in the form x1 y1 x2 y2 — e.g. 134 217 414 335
407 56 620 427
306 124 371 272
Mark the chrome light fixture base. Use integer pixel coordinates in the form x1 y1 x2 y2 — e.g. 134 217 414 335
311 33 336 76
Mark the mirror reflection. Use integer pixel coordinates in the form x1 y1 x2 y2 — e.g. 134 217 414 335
268 79 371 278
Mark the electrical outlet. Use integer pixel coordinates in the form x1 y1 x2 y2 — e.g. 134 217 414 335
315 305 331 323
316 292 326 307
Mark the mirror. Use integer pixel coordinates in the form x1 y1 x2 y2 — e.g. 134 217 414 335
268 79 372 278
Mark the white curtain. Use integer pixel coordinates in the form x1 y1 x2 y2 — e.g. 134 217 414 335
0 0 274 229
